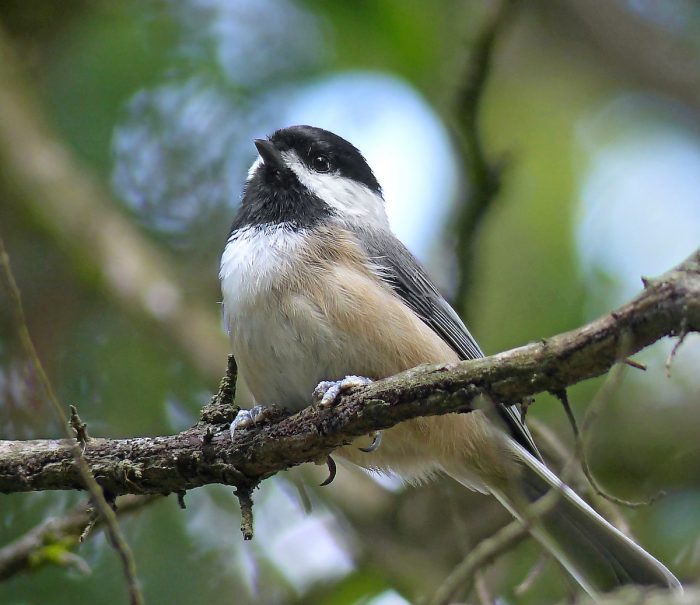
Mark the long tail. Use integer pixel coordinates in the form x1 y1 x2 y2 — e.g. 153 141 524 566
450 441 681 596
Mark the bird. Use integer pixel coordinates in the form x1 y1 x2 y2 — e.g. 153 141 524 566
219 124 680 596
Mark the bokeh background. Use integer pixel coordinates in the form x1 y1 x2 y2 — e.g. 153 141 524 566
1 1 700 604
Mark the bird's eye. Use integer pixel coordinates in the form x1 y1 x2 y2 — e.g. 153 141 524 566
311 155 331 173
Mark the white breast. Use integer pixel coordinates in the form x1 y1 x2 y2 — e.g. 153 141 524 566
219 224 304 322
220 225 344 408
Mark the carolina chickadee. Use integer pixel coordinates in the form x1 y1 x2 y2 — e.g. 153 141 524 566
220 125 680 595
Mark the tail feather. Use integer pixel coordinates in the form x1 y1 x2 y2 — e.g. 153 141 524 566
450 441 681 596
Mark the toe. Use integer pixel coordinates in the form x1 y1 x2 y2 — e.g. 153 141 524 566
313 375 373 408
248 405 267 423
312 381 334 403
340 375 373 389
229 409 254 439
318 384 342 408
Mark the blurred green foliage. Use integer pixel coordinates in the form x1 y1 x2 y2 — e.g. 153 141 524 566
1 1 699 604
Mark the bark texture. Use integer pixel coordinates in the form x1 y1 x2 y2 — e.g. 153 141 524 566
0 249 698 498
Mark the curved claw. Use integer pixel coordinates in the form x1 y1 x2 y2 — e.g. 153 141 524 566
358 431 383 453
319 455 337 487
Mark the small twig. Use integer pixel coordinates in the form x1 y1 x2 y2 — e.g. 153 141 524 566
217 355 238 406
666 316 689 378
549 388 646 514
176 490 187 510
579 356 665 509
0 237 144 605
199 355 238 425
69 404 90 450
623 357 647 371
581 363 661 509
0 496 158 581
80 508 98 544
474 569 492 605
551 389 579 438
234 484 256 541
514 552 549 596
519 396 534 424
81 494 115 542
527 418 631 534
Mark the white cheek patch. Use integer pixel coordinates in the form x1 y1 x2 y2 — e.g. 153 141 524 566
281 150 390 229
246 157 262 182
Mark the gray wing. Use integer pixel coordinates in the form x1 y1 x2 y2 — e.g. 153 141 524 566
354 226 542 460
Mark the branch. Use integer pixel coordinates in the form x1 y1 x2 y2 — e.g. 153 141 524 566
0 249 697 500
0 495 158 581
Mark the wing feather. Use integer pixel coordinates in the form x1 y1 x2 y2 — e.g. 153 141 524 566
352 225 541 459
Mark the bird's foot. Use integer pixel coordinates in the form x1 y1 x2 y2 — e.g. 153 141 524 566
312 375 373 408
230 405 285 440
313 376 381 453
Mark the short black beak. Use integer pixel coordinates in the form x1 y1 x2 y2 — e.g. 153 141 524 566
254 139 285 172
